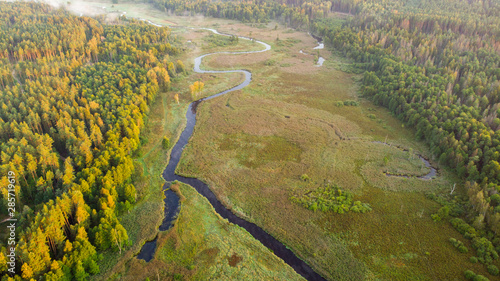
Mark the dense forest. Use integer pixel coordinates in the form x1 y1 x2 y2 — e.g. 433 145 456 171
149 0 500 275
0 2 184 279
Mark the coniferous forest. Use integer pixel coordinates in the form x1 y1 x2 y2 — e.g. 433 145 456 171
0 2 182 279
1 0 500 280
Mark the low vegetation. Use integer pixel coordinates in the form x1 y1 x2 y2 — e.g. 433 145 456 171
172 17 490 279
336 100 359 107
202 33 239 49
121 182 304 280
143 0 500 278
291 182 372 214
449 238 468 253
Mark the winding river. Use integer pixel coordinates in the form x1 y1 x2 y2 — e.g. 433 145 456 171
137 27 326 281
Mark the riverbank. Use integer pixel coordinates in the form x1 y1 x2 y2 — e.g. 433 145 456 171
122 182 305 280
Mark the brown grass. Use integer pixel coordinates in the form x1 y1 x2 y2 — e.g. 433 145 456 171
227 253 243 267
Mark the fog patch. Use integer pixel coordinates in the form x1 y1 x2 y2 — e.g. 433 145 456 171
32 0 108 16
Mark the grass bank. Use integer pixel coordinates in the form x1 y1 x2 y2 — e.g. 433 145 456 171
120 182 305 280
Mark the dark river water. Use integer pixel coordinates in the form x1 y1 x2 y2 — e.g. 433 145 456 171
137 28 326 281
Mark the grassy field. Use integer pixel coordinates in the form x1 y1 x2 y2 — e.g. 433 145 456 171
61 1 498 280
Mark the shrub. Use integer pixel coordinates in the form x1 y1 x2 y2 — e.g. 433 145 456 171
291 183 371 214
264 59 276 66
458 245 468 253
473 275 490 281
383 156 389 166
487 264 499 276
464 270 476 280
162 136 170 149
310 202 318 212
300 174 310 181
470 256 478 263
431 214 442 222
343 100 359 106
336 101 344 107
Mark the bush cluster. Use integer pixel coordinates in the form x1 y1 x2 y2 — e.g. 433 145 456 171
336 100 359 107
431 206 450 222
450 218 478 239
203 33 238 48
464 270 490 281
291 183 372 214
472 237 499 264
449 238 468 253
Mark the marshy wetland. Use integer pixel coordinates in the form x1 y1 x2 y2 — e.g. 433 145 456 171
53 1 495 280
